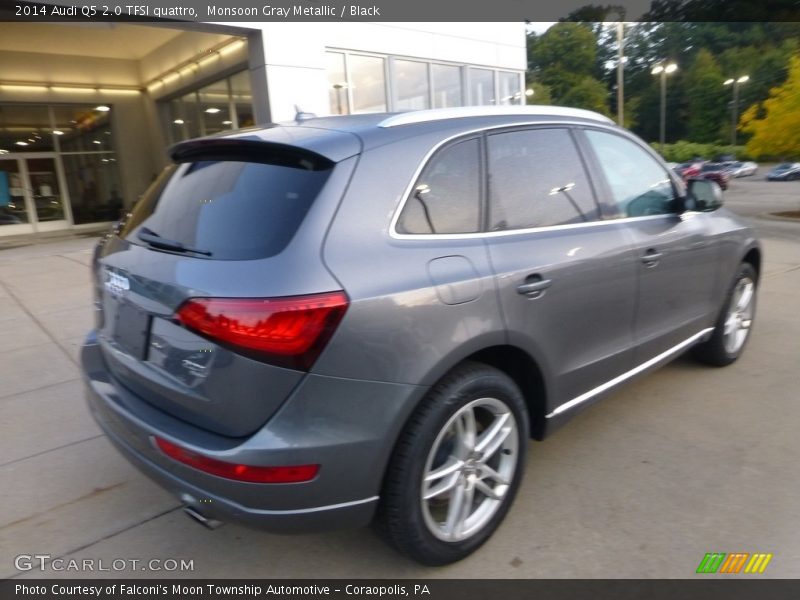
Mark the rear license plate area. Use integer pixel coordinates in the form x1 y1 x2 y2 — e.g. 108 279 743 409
110 299 151 360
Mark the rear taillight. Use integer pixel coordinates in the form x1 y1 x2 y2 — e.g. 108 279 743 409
175 291 348 370
154 437 319 483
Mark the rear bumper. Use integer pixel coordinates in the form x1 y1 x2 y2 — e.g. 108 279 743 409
81 331 426 533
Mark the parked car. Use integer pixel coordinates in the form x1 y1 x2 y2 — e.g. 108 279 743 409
766 162 800 181
696 163 731 190
675 159 705 178
82 106 761 566
725 161 758 178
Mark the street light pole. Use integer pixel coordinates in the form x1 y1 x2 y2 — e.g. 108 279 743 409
652 62 678 155
724 75 749 146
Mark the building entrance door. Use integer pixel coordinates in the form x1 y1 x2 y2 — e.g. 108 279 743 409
0 154 71 236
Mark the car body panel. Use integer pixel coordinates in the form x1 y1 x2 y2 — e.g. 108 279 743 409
621 212 721 361
83 334 425 526
80 108 760 534
486 223 638 411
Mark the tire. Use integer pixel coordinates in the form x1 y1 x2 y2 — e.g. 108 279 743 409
692 262 758 366
375 361 529 565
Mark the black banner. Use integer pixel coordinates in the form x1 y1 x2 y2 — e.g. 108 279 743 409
3 580 800 600
4 0 800 22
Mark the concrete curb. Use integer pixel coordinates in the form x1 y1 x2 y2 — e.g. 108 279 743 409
758 213 800 224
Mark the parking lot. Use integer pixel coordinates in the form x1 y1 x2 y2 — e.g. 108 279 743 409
1 177 799 579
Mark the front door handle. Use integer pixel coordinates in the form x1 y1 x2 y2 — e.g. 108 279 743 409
641 249 664 267
517 276 552 298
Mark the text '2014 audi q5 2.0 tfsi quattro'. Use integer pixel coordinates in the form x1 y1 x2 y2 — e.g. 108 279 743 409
82 106 760 565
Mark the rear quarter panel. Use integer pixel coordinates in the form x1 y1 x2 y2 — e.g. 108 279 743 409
315 133 507 386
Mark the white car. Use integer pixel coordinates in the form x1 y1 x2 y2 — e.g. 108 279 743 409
727 161 758 177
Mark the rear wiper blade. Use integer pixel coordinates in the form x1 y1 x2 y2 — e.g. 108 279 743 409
136 227 212 256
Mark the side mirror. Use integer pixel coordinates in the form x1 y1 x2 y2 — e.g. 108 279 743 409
686 178 723 212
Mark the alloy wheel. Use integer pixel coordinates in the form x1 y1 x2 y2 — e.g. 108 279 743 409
723 276 755 354
420 397 518 542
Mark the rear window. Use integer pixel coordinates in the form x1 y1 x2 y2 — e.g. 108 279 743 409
120 157 332 260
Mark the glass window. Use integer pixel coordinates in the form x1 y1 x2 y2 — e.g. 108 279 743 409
349 55 387 113
584 130 676 218
394 60 430 110
229 70 254 128
26 157 65 222
61 153 123 224
0 103 124 226
120 152 333 261
197 79 233 136
487 128 598 230
397 138 481 235
498 72 522 105
164 71 255 144
0 104 54 153
431 64 462 108
469 69 495 106
327 52 349 115
164 92 202 143
0 160 29 225
52 105 112 153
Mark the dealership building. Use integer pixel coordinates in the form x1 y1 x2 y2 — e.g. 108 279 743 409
0 21 526 239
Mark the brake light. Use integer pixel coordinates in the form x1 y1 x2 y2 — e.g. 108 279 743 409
176 291 348 370
154 437 319 484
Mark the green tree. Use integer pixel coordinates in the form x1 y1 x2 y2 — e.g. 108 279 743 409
683 49 727 142
528 22 610 113
741 54 800 159
524 80 553 105
559 76 611 115
530 22 597 91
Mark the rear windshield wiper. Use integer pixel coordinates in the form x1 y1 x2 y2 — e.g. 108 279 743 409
136 227 213 257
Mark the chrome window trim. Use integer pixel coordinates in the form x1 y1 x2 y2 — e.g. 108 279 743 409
392 213 679 241
545 327 715 419
388 119 680 240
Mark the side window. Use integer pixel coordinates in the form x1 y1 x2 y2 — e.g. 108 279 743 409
397 138 481 234
584 130 676 218
487 128 599 231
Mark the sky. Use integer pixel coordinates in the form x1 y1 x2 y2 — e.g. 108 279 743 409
527 22 556 34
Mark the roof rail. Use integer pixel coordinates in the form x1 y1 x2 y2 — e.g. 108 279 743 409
378 106 615 128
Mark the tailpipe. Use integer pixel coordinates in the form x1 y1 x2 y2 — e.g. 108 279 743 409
183 505 224 530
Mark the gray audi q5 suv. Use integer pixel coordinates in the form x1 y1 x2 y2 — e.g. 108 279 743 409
82 106 760 565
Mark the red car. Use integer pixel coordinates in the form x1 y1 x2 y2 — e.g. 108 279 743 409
683 162 730 190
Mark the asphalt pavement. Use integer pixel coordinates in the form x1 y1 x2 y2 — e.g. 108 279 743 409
1 176 799 579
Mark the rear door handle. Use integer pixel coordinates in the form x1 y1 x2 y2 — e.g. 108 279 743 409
517 277 552 298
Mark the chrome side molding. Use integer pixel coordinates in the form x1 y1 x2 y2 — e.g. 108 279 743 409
546 328 715 418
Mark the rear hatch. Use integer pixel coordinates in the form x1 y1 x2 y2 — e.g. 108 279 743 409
94 131 359 437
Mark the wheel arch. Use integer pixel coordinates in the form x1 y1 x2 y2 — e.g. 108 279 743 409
742 246 761 280
465 345 548 440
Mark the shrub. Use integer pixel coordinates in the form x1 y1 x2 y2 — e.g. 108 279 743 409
650 141 752 162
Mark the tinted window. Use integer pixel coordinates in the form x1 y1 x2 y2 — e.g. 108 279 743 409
120 157 332 260
584 130 676 218
397 138 481 234
487 128 598 230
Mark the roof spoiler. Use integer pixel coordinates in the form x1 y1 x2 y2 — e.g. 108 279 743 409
168 137 334 171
